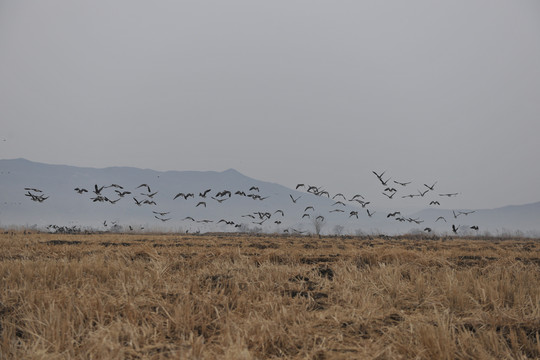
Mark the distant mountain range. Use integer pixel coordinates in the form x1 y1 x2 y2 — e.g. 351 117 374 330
1 158 539 236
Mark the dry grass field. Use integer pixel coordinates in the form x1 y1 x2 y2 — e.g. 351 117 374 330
1 231 539 359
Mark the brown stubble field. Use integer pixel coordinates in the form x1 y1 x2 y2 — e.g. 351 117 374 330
1 231 539 359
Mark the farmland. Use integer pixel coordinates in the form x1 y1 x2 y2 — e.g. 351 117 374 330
1 231 539 359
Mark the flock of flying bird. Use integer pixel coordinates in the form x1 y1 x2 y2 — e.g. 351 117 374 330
22 169 479 235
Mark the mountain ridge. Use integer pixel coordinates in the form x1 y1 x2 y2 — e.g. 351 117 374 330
1 158 539 235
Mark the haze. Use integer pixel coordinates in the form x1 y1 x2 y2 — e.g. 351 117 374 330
1 1 540 211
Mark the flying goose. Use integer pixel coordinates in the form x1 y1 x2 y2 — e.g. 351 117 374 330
274 210 284 216
24 187 42 193
199 189 211 198
289 194 301 203
155 216 171 222
382 192 395 199
393 180 411 187
418 189 429 197
424 181 437 191
137 184 151 192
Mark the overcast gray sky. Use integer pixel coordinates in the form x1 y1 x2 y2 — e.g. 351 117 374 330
1 1 539 211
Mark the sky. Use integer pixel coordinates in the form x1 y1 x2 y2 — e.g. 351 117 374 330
1 1 540 211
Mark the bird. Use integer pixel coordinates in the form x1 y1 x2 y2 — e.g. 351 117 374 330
435 216 447 222
289 194 301 203
316 215 325 222
424 181 437 191
74 187 88 194
217 219 235 225
152 211 170 216
358 201 370 208
349 211 358 219
382 192 395 199
429 201 440 205
155 216 171 222
452 224 460 234
141 191 158 198
372 170 386 181
418 189 429 197
108 198 121 204
318 190 330 197
302 214 310 219
143 199 156 205
384 187 397 193
133 197 143 206
424 227 432 233
439 193 459 197
332 201 346 207
235 191 246 196
249 186 259 192
329 209 344 213
182 217 195 221
349 194 365 201
107 184 123 189
24 187 42 193
93 184 104 195
453 210 461 219
470 225 479 231
137 184 151 193
211 196 228 203
274 210 284 216
199 189 211 198
332 193 347 200
296 184 305 190
366 209 375 217
387 211 401 218
218 190 232 197
373 170 391 186
459 210 476 216
393 180 411 187
304 206 314 212
174 192 194 200
196 201 206 207
402 194 420 199
115 190 131 197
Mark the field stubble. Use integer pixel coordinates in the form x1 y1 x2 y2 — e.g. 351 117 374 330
1 232 539 359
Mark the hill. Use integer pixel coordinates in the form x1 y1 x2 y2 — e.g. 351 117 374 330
1 158 539 235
